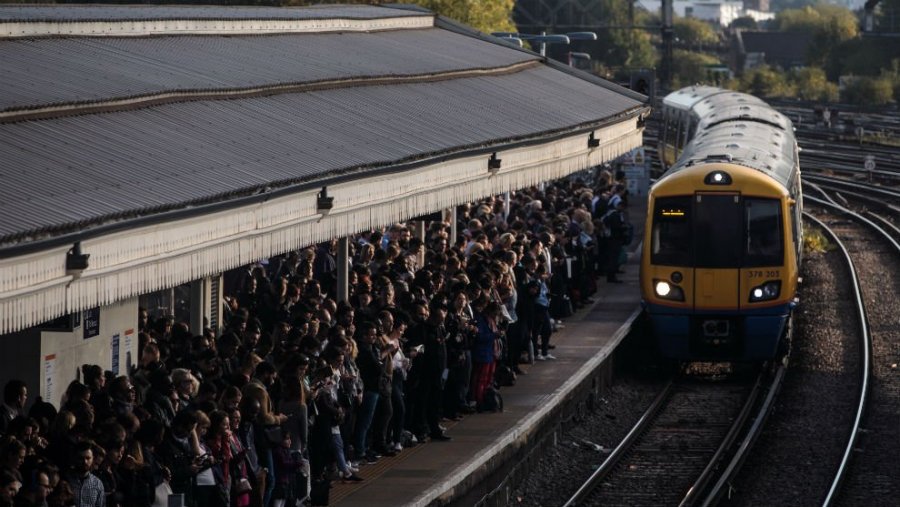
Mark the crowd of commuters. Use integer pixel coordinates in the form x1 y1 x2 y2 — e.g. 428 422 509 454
0 168 632 507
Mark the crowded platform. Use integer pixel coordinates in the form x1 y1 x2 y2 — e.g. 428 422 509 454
0 168 634 507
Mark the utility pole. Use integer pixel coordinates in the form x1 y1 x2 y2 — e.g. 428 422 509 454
661 0 674 92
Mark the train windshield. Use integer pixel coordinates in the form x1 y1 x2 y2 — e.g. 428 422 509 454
651 194 783 268
651 196 692 265
694 194 743 268
744 198 783 266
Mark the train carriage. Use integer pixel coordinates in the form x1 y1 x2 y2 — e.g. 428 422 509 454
642 86 802 361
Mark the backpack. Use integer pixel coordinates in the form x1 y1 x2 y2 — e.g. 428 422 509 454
495 364 517 387
310 477 331 506
480 386 504 413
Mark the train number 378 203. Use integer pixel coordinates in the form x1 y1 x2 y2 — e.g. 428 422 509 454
748 270 780 278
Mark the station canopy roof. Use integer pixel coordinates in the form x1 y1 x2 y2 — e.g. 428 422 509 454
0 4 647 334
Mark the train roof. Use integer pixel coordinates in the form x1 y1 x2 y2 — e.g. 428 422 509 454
669 121 798 190
698 103 791 131
661 85 727 112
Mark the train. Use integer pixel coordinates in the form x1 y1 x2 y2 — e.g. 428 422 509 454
640 86 802 361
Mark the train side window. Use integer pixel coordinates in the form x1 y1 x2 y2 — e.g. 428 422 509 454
651 196 692 266
744 198 783 267
686 121 697 144
661 109 669 147
674 115 683 151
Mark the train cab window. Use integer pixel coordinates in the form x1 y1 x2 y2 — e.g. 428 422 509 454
744 198 783 266
665 112 679 149
651 196 692 266
661 109 670 147
674 116 684 151
694 193 742 268
686 121 698 145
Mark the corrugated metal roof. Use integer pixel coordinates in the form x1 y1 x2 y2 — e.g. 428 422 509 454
0 65 641 242
0 4 421 22
0 29 537 112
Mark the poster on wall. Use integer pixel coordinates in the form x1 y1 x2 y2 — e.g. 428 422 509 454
83 308 100 339
43 354 56 402
111 333 120 375
124 329 134 373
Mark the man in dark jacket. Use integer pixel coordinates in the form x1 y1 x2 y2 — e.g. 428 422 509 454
0 381 27 436
602 201 628 283
406 301 450 441
142 371 176 428
351 322 382 462
157 411 200 507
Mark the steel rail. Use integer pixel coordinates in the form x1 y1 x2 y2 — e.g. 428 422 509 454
804 174 900 199
561 379 675 507
699 362 787 507
802 202 873 507
678 366 771 507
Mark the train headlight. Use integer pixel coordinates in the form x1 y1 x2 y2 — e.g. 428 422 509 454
704 171 732 185
654 279 685 301
749 281 781 302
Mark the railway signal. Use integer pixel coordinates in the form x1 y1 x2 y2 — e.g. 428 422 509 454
864 155 876 171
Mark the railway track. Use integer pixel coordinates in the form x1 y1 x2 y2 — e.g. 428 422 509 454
803 193 900 503
575 104 896 506
563 365 784 507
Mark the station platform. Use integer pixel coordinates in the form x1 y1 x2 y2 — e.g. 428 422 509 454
331 203 647 507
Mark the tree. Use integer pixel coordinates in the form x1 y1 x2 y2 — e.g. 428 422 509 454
735 66 792 98
729 16 759 31
842 76 894 106
587 0 655 69
673 17 718 48
826 36 900 80
414 0 516 34
775 5 858 66
669 50 722 89
789 67 838 101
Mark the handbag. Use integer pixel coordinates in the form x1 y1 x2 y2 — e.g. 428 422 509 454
234 477 253 494
151 481 173 507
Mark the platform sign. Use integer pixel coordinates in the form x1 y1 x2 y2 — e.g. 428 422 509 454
111 333 120 375
124 329 134 373
43 354 56 403
620 148 650 197
83 308 100 339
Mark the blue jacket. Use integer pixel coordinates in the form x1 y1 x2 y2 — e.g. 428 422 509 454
472 314 498 364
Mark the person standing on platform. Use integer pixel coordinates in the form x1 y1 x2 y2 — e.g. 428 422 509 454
470 300 501 409
351 322 382 464
67 442 105 507
602 200 628 283
0 381 27 436
405 301 451 442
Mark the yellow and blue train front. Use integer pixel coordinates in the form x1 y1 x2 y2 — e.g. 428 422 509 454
640 186 797 361
643 275 795 360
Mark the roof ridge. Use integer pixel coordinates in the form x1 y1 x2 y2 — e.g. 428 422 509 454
0 60 541 124
0 8 433 38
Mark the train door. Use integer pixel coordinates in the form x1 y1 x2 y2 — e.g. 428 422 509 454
692 193 741 313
